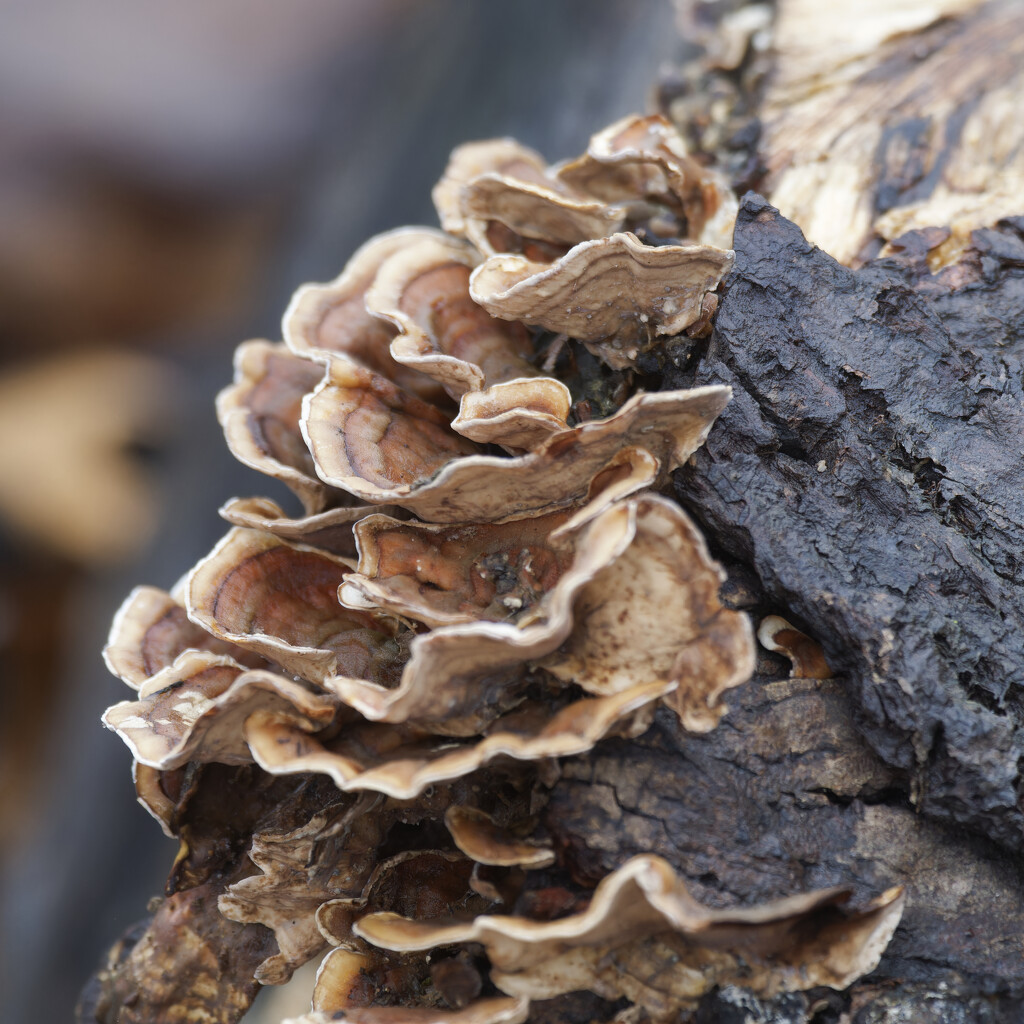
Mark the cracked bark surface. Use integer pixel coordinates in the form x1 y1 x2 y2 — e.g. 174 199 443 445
676 195 1024 849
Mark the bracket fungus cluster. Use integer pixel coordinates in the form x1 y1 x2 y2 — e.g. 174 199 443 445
89 115 905 1024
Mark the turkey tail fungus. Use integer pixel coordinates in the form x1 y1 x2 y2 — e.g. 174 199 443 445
81 3 1024 1020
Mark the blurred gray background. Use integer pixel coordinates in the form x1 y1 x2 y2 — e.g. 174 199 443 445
0 1 687 1019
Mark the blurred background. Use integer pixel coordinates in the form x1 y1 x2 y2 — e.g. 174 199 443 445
0 1 690 1019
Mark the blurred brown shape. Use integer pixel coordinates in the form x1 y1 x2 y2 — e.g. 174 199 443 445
0 178 276 351
0 350 176 563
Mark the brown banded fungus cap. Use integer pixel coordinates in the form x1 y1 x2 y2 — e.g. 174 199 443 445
437 113 737 371
103 584 264 689
361 230 572 450
185 527 405 686
235 490 751 800
92 112 906 1024
431 135 616 268
555 113 738 249
217 340 330 513
332 492 752 736
283 227 449 404
436 114 736 254
758 614 835 679
444 806 555 869
103 656 337 771
433 138 551 238
340 508 578 629
460 171 627 254
218 495 402 560
468 232 734 369
299 843 510 1016
364 231 527 395
243 680 671 801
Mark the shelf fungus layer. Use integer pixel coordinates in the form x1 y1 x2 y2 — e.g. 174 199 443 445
244 680 670 801
555 113 738 249
218 496 402 561
103 655 337 771
334 493 752 735
283 227 448 404
304 376 731 523
356 855 906 1020
433 137 550 239
436 114 737 257
469 233 734 366
362 230 571 448
217 340 330 513
103 584 263 689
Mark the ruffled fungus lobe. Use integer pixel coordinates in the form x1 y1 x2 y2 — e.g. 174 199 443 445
300 353 482 504
758 614 834 679
329 494 655 730
364 231 522 396
91 111 907 1024
356 855 905 1019
433 137 551 239
341 508 575 628
448 377 571 450
460 171 626 254
444 806 555 868
103 656 336 770
283 227 448 404
434 114 737 371
334 492 751 735
555 113 738 248
245 679 670 800
308 847 501 1015
104 585 261 689
437 114 737 257
131 762 180 839
362 229 571 449
542 494 755 732
218 496 396 560
471 232 732 351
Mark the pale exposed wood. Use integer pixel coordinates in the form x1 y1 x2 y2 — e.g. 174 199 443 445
762 0 1024 266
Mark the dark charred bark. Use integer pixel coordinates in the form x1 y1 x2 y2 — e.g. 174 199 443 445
677 195 1024 849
